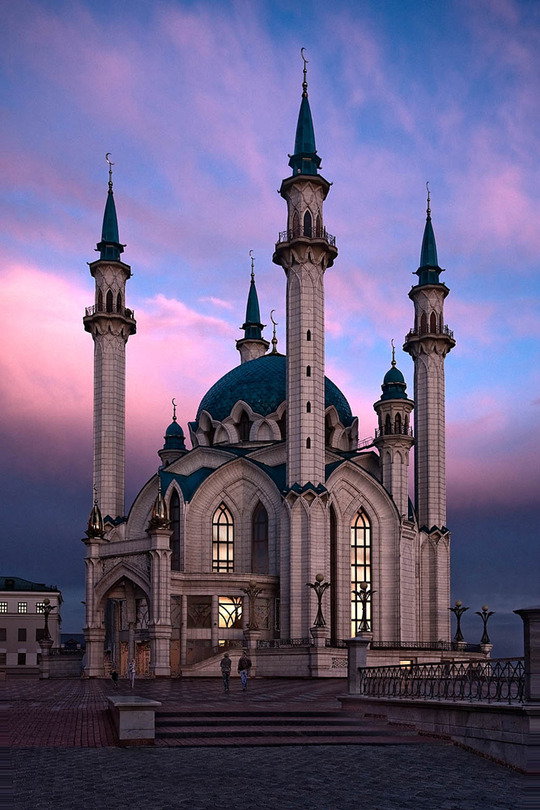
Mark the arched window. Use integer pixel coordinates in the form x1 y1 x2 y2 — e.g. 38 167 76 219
252 502 269 574
170 491 180 571
106 290 114 313
292 211 300 237
325 415 332 446
306 437 311 449
385 414 392 435
420 313 427 334
116 292 122 313
330 505 338 643
97 289 103 311
350 510 372 636
316 214 322 237
430 312 437 333
238 411 251 442
303 210 312 237
306 329 311 341
306 401 311 413
394 413 402 434
306 365 311 377
212 504 234 572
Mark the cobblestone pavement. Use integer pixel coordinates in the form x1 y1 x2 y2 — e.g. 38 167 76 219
3 678 525 809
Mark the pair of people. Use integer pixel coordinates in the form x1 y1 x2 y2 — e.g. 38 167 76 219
220 651 252 693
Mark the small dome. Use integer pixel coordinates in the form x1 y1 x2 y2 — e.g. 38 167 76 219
380 363 408 401
163 418 186 451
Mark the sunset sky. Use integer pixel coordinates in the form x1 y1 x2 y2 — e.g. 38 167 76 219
1 0 538 655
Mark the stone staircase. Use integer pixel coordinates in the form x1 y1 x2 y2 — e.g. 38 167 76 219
155 708 433 746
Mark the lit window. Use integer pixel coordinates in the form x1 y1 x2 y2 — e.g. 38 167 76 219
350 510 372 636
35 602 46 613
212 504 234 572
18 602 27 614
218 597 243 629
0 602 7 613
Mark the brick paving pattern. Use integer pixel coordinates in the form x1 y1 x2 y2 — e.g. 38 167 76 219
3 677 525 809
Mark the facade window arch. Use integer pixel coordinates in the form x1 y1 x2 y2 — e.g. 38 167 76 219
329 505 338 643
97 289 103 311
350 510 372 636
306 329 311 341
385 414 392 435
430 311 437 333
170 490 181 571
238 410 251 442
306 437 311 449
394 413 402 434
252 502 269 574
212 503 234 572
439 312 444 331
306 401 311 413
316 213 322 237
106 290 114 313
116 292 122 313
303 210 312 237
306 365 311 377
420 312 427 334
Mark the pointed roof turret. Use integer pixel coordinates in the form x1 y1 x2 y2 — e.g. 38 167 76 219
415 182 444 285
241 251 264 340
288 49 321 177
96 154 124 262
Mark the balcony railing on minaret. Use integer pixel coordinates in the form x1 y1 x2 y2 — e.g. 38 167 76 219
277 226 336 247
405 323 454 341
85 304 135 319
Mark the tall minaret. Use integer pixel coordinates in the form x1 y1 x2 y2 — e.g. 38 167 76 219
273 53 337 489
236 252 269 363
273 54 337 639
403 186 455 531
83 157 136 519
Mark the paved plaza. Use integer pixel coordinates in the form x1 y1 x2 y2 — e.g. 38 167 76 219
3 677 526 809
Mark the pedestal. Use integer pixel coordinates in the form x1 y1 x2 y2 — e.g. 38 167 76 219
243 629 261 677
83 626 106 677
38 637 53 679
310 626 329 648
149 625 172 677
346 633 372 694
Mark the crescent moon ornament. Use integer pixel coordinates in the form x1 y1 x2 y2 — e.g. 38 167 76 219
301 47 308 65
270 309 278 327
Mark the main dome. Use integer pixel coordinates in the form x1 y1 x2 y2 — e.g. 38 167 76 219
196 353 354 427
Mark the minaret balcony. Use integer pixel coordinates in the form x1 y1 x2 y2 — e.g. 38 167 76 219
374 426 414 439
404 324 454 341
277 226 336 248
85 304 136 320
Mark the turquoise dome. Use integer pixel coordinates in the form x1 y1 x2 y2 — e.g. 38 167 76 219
196 353 354 427
380 363 408 401
163 418 186 451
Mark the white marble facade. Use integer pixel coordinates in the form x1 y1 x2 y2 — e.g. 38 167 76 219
82 73 455 678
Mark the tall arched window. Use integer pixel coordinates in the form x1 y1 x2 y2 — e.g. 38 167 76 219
420 312 427 334
306 401 311 413
306 329 311 341
238 411 251 442
170 490 180 571
303 210 312 237
350 510 371 636
106 290 114 313
212 504 234 572
97 289 103 311
306 365 311 377
330 505 338 643
430 312 437 333
306 437 311 449
316 214 322 237
385 414 392 435
116 292 123 313
252 502 269 574
394 413 402 434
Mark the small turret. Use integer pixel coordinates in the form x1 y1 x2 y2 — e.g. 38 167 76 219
158 399 188 467
236 252 269 363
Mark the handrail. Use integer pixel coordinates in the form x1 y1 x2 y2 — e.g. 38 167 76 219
85 305 135 319
357 657 525 705
404 324 454 341
277 227 336 247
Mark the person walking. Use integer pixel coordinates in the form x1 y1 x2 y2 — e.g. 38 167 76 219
220 651 232 694
110 663 119 689
128 658 136 689
238 650 252 691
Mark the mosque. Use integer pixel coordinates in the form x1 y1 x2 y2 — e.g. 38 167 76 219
82 64 459 678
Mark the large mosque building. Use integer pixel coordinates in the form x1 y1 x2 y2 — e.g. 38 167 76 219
82 65 459 678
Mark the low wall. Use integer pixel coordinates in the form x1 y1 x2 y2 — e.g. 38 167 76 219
49 654 84 678
339 694 537 773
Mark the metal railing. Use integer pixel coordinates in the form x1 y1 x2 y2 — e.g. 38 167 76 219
85 305 135 319
277 227 336 247
258 638 311 649
374 426 414 439
370 641 483 653
357 658 525 705
404 324 454 342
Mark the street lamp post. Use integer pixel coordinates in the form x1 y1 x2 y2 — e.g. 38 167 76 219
476 605 494 645
307 574 330 628
449 600 468 643
354 582 376 634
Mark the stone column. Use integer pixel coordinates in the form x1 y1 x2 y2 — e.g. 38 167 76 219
514 606 540 703
84 627 107 678
38 638 53 680
243 629 261 677
346 633 372 694
180 595 188 666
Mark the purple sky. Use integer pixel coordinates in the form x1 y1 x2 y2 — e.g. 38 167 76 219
1 0 539 655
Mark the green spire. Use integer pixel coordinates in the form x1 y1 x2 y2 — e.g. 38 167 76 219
96 155 124 261
241 252 264 339
416 182 443 285
288 49 321 177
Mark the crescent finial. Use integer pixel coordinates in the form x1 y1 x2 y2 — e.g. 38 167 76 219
426 180 431 218
391 339 396 366
249 250 255 280
105 153 114 189
172 397 177 421
270 309 278 326
300 48 309 97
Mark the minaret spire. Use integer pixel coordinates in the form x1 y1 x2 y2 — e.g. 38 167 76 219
288 49 321 177
97 154 124 262
236 251 269 363
417 181 442 285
